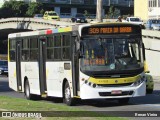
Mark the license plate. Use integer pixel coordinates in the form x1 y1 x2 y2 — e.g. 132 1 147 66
111 90 122 95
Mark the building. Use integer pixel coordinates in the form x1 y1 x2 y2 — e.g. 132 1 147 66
0 0 134 17
148 0 160 19
134 0 160 20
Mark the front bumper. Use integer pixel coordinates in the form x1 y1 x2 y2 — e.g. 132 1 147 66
80 81 146 99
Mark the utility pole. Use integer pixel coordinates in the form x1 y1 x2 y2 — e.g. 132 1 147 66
96 0 103 22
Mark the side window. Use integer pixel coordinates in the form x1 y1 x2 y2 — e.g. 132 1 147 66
62 35 71 60
54 35 61 60
47 36 54 60
9 39 16 61
21 38 29 61
46 33 71 61
30 38 38 61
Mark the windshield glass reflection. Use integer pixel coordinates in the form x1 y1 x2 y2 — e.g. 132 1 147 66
80 38 144 72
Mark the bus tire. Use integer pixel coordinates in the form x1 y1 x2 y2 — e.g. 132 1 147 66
24 80 37 100
118 98 129 105
63 82 75 106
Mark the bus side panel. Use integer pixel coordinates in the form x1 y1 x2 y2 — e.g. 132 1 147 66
46 61 72 97
46 62 62 97
8 62 17 91
21 62 41 95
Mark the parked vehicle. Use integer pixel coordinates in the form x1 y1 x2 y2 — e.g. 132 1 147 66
145 19 160 30
43 11 60 21
0 60 8 76
122 17 145 29
71 13 87 23
34 14 43 19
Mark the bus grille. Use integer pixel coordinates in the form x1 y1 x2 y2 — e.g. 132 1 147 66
99 91 134 96
97 83 133 87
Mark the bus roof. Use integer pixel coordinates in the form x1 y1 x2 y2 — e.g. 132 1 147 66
8 22 140 39
8 26 75 39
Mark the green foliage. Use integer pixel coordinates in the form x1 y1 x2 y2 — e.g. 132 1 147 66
113 8 121 18
107 6 121 19
0 7 14 18
1 0 28 17
0 0 44 18
107 6 114 18
84 10 89 17
26 2 43 17
40 9 45 15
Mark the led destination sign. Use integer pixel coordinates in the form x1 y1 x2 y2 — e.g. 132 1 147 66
89 27 132 34
82 25 141 35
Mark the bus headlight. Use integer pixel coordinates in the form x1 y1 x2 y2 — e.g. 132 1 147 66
84 80 97 88
133 76 145 87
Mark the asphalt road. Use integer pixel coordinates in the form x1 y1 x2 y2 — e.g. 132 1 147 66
0 76 160 119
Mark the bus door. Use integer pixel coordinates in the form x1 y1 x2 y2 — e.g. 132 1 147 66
72 36 80 96
16 40 22 91
39 37 47 95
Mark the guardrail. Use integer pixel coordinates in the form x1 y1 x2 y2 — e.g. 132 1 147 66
142 29 160 51
0 17 76 28
142 30 160 39
142 29 160 76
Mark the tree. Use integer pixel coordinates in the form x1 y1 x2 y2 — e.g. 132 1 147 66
84 10 89 18
26 2 43 17
113 8 121 18
0 8 14 18
107 5 114 18
40 9 45 15
1 0 28 17
107 6 121 19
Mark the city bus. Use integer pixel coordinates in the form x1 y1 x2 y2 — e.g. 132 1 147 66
8 23 146 106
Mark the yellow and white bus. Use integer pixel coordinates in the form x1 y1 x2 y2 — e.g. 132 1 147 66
8 23 146 106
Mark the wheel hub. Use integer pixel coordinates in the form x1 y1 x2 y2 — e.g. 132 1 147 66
65 87 70 102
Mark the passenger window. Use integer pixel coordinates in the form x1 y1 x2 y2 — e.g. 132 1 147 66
62 48 70 59
62 35 71 60
21 38 30 61
30 38 38 61
21 50 29 61
54 48 61 60
54 35 61 60
54 35 61 47
47 37 54 60
9 39 16 61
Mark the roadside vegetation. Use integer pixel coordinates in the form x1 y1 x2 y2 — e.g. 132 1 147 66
0 0 126 19
0 0 45 18
0 96 127 120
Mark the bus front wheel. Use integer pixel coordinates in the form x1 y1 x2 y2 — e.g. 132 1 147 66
63 82 75 106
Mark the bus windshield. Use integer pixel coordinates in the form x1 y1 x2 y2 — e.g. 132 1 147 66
80 37 144 75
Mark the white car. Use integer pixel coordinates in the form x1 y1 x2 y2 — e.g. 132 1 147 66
123 17 145 29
